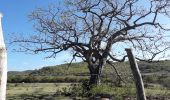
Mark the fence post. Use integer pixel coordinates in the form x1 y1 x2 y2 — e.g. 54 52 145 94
0 12 7 100
125 48 146 100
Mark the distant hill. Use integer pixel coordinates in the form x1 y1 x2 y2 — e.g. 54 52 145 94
29 62 89 76
7 61 170 88
8 70 33 76
8 60 170 76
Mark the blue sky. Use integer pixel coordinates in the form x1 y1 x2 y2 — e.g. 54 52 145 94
1 0 170 71
0 0 77 71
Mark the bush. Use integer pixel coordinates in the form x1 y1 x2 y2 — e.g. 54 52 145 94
160 77 170 88
89 84 136 99
143 75 158 83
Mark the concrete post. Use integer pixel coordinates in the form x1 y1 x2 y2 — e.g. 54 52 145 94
125 48 146 100
0 12 7 100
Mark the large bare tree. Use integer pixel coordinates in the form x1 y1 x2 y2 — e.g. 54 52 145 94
12 0 170 87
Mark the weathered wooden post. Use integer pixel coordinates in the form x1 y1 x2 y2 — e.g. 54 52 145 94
125 48 146 100
0 12 7 100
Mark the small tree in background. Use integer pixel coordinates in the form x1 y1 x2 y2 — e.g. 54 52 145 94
12 0 170 87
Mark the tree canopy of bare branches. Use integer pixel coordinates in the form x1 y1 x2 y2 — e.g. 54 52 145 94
12 0 170 86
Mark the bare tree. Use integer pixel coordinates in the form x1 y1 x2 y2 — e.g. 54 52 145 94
12 0 170 87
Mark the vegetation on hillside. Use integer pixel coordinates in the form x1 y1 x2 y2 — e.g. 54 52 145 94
8 61 170 88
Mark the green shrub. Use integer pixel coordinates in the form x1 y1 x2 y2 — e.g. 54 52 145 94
89 84 136 99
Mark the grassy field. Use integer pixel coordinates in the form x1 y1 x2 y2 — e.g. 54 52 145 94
7 83 74 100
6 83 170 100
6 61 170 99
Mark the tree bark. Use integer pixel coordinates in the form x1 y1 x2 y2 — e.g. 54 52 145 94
125 48 146 100
0 13 7 100
88 61 105 88
89 67 101 86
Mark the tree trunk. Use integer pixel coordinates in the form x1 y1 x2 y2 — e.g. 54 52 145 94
88 60 105 88
89 67 101 86
125 48 146 100
0 13 7 100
